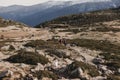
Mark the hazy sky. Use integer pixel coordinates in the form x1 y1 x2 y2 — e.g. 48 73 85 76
0 0 72 6
0 0 47 6
0 0 111 6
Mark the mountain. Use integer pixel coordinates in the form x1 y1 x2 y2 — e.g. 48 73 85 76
0 0 120 26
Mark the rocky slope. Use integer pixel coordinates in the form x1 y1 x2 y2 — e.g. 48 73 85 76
0 7 120 80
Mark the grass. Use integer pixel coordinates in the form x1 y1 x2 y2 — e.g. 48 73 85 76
24 39 66 49
59 29 81 34
5 51 49 65
91 27 120 32
59 27 120 34
67 39 120 54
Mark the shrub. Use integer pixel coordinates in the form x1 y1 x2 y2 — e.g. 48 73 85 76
45 49 70 58
5 51 49 65
33 70 58 80
69 61 100 77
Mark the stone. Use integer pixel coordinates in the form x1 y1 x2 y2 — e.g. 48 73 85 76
34 63 44 71
0 71 8 78
64 58 72 64
70 67 85 78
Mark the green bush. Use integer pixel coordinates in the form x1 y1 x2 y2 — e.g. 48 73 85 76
5 51 49 65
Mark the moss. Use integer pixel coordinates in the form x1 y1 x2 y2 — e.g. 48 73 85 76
33 70 58 80
5 51 49 65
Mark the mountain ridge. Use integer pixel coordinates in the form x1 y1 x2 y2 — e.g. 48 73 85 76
0 0 120 26
35 6 120 28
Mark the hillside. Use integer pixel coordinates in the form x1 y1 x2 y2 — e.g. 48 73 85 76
0 17 27 27
36 7 120 28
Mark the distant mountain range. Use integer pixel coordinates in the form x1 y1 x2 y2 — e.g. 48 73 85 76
0 0 120 26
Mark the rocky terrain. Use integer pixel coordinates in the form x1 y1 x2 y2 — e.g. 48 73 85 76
0 7 120 80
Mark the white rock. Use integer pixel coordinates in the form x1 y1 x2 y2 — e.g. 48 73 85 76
65 58 72 64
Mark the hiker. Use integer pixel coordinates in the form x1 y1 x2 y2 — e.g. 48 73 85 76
59 38 62 44
63 38 67 46
0 35 4 39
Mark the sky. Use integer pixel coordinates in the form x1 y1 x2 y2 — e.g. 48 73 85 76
0 0 111 6
0 0 72 6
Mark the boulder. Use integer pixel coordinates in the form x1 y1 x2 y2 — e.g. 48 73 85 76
69 67 84 78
